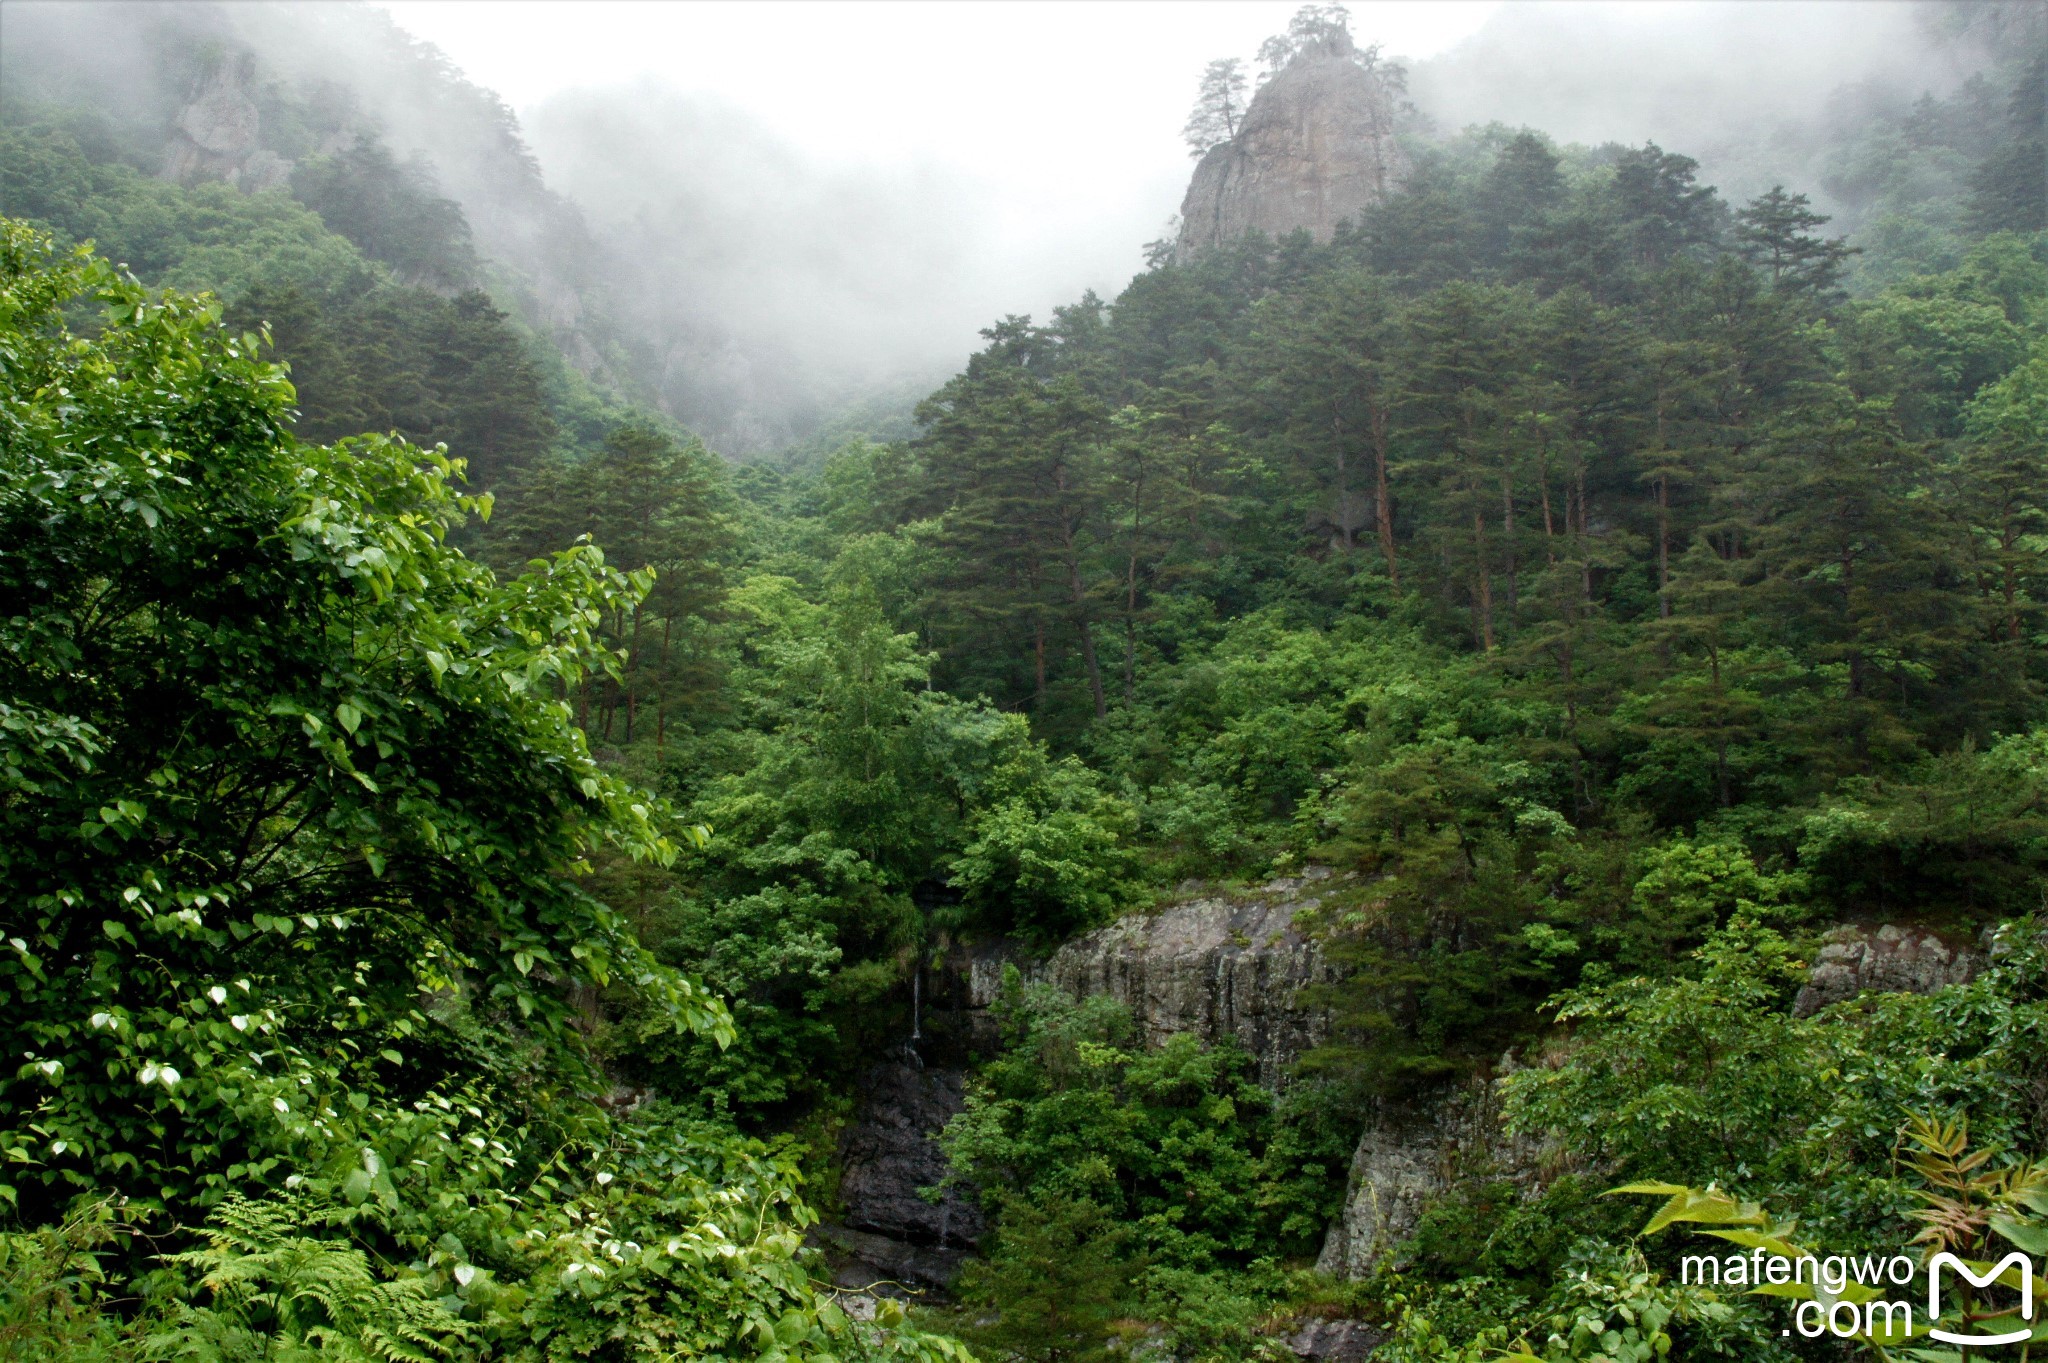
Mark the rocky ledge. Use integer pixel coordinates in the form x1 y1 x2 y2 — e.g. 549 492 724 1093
1791 923 1986 1016
1040 870 1344 1089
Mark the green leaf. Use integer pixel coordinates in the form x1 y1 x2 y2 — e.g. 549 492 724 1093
1991 1216 2048 1255
1608 1183 1766 1236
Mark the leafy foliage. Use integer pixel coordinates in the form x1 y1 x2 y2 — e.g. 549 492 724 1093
0 222 968 1363
5 5 2048 1359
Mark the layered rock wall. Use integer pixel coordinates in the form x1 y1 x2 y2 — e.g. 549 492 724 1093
1040 872 1342 1088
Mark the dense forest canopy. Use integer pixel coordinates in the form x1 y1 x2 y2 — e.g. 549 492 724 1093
3 1 2047 1360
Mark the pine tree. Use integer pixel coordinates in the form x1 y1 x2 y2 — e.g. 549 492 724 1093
1733 186 1856 295
955 1195 1139 1363
1730 385 1960 769
492 424 732 746
1965 54 2047 235
1236 268 1403 578
1398 283 1533 649
1604 144 1723 274
1952 349 2048 694
1182 58 1248 158
1476 132 1566 275
912 319 1114 718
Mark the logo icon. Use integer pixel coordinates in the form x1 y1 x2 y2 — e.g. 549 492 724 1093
1927 1252 2036 1347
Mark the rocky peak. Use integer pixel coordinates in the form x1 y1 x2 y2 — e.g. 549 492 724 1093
160 50 292 192
1174 36 1407 262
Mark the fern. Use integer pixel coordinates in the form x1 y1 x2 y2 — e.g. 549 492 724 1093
148 1197 473 1363
0 1199 141 1363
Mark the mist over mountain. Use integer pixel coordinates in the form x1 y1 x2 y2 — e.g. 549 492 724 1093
519 82 988 453
0 0 2032 454
3 2 2047 1359
1405 0 2017 227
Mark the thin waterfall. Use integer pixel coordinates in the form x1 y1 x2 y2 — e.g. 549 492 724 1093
903 952 924 1068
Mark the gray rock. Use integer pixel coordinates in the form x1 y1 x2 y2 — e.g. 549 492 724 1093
836 1061 984 1249
809 1223 968 1296
160 51 292 190
1316 1078 1544 1280
1792 924 1983 1017
1289 1319 1387 1361
1176 30 1407 262
964 940 1023 1009
1044 872 1341 1088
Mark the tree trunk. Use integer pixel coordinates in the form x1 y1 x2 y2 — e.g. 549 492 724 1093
2003 520 2021 641
1472 503 1495 652
1576 461 1593 605
1333 414 1353 551
1068 554 1107 719
1500 471 1518 627
1034 618 1048 709
1371 405 1399 586
1656 474 1671 619
623 602 645 744
655 613 673 757
1126 464 1145 704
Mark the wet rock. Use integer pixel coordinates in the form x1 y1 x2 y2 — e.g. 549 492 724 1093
836 1061 984 1249
1044 872 1340 1088
1288 1319 1387 1361
1792 924 1984 1017
809 1223 968 1296
1176 29 1407 262
964 937 1038 1010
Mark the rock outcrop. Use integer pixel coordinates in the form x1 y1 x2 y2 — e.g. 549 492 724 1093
160 52 293 191
1042 871 1343 1088
835 1060 985 1254
1176 31 1407 262
1288 1319 1388 1362
1316 1077 1545 1280
1310 921 2005 1281
824 1058 986 1296
810 1223 968 1298
1791 924 1986 1017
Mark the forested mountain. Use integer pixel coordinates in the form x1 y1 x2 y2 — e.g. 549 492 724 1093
4 2 2048 1360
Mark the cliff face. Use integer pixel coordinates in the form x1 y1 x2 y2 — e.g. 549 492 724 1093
1040 871 1342 1089
1791 923 1986 1016
1315 1078 1547 1280
1175 33 1407 262
1314 920 2012 1281
159 51 294 192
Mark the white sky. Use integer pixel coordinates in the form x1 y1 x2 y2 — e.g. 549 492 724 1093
376 2 1503 320
377 3 1502 163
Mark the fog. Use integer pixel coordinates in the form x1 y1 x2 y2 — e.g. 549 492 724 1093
0 0 2012 451
1408 1 2004 221
385 1 1502 438
519 84 1000 442
383 0 2000 444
